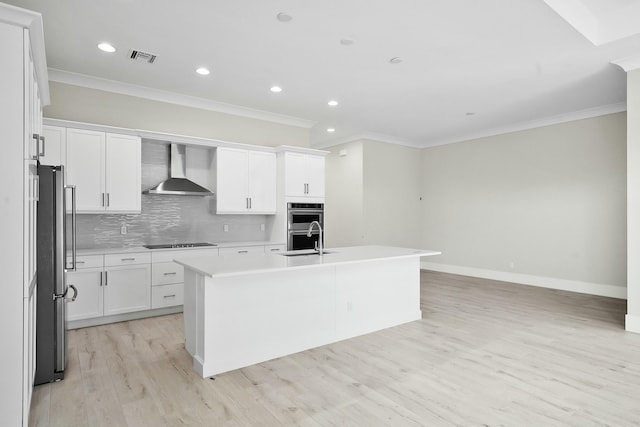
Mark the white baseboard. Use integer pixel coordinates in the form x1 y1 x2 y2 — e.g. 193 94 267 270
625 314 640 333
420 262 627 300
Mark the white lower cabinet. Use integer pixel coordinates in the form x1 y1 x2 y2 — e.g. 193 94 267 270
151 248 218 309
218 245 265 255
66 268 103 321
264 244 286 253
66 253 151 322
152 283 185 309
104 265 150 315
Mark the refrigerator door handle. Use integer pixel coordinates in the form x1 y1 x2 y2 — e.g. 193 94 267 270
54 284 78 302
65 185 78 271
67 284 78 302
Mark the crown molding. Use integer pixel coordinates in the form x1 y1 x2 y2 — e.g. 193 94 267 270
611 55 640 72
422 102 627 148
313 102 626 150
312 131 423 150
47 68 316 129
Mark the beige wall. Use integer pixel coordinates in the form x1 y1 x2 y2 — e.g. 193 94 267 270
44 82 310 147
362 140 422 247
421 113 627 287
324 140 422 248
324 141 364 247
627 69 640 327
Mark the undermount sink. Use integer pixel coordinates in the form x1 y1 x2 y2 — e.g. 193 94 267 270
278 250 336 257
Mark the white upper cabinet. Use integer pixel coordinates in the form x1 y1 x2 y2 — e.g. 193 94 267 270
215 147 276 214
284 152 325 200
66 129 141 213
105 133 142 212
40 125 66 166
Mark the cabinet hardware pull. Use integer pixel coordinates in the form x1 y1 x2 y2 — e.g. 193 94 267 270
238 250 249 254
32 134 39 160
102 193 105 207
163 294 176 298
163 272 177 276
106 193 110 207
121 258 135 261
39 135 45 157
104 271 108 286
99 271 103 287
270 248 280 252
76 261 85 264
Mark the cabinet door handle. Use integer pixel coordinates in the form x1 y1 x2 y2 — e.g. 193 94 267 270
163 294 176 298
163 272 177 276
39 135 45 157
99 271 103 287
121 258 135 261
249 197 252 209
32 134 39 160
102 193 105 207
76 261 85 265
238 250 249 254
270 248 281 252
106 193 110 207
104 271 108 286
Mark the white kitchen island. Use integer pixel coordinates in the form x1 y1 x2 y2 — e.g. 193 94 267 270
175 245 441 378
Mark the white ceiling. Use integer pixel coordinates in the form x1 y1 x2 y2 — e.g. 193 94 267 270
5 0 640 148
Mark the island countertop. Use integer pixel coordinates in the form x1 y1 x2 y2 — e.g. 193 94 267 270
174 245 441 278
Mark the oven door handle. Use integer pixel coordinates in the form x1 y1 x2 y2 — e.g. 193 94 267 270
289 230 320 235
288 210 324 215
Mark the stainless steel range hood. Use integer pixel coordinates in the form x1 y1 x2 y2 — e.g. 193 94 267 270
143 144 213 196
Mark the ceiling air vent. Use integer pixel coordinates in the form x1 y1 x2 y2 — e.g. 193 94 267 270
129 49 157 64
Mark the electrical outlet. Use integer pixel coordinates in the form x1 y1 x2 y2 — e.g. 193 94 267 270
223 224 229 232
509 261 515 269
260 223 265 232
120 225 127 235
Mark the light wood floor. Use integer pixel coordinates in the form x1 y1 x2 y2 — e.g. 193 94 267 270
29 271 640 426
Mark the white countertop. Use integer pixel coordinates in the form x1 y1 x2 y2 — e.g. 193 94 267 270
75 241 285 256
175 245 441 278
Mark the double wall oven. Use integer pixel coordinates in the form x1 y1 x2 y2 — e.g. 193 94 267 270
287 203 324 250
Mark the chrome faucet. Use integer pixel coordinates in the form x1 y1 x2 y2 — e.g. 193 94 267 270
307 220 324 255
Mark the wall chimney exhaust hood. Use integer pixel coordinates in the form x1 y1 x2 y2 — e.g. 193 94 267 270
143 144 213 196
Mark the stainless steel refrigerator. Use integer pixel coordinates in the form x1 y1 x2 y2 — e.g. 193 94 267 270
35 165 77 385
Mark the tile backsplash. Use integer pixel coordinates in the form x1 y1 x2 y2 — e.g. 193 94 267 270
75 141 272 249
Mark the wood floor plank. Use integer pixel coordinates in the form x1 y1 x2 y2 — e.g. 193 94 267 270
29 270 640 426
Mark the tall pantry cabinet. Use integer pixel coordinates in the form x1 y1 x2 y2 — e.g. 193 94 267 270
0 4 50 426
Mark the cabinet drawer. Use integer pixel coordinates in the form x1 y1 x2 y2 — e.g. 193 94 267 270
218 246 264 255
264 244 286 253
151 248 219 263
151 283 184 309
152 262 184 286
69 255 104 269
104 252 151 267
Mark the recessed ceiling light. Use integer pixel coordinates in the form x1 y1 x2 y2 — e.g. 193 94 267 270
389 57 403 64
97 42 116 53
328 100 339 107
277 12 293 22
270 86 282 93
196 67 210 76
327 128 336 133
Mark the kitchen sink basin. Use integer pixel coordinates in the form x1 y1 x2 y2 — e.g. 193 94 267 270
278 250 336 257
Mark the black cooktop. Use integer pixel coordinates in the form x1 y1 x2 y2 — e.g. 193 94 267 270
143 242 217 249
